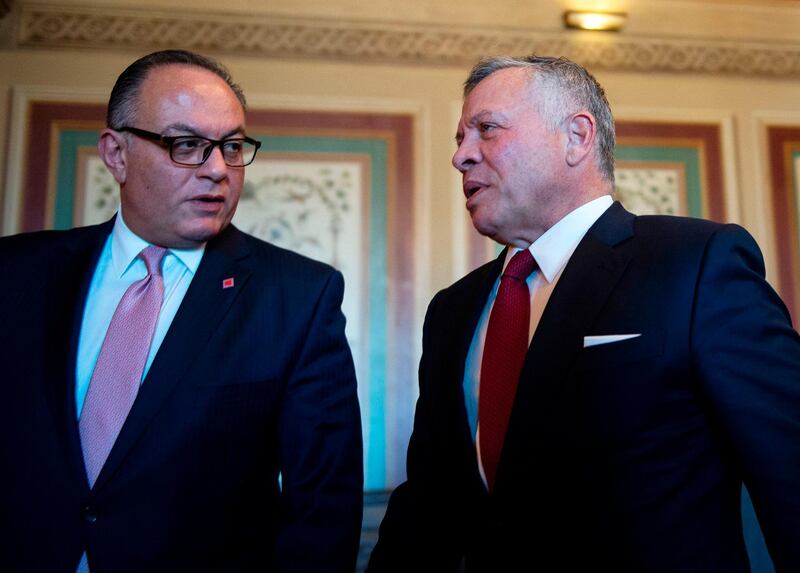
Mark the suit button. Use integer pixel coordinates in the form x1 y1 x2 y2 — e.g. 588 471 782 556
83 506 97 523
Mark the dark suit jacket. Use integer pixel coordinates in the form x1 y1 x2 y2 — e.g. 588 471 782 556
368 202 800 572
0 220 363 573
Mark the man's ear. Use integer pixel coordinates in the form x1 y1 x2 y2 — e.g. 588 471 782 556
97 129 128 185
565 112 596 167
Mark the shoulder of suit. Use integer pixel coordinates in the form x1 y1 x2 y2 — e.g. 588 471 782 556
634 212 721 230
604 201 731 244
233 227 340 278
616 214 763 273
0 221 109 259
632 213 749 243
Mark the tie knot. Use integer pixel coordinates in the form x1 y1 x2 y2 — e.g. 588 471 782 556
503 249 537 282
139 245 167 277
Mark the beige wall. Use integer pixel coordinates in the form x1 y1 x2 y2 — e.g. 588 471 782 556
3 0 800 306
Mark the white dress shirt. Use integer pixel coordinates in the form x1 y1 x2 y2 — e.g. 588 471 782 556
463 195 614 481
75 211 205 418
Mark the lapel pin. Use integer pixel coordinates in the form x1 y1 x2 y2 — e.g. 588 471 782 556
222 277 235 289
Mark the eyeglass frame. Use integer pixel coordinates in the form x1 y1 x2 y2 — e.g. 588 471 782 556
116 126 262 167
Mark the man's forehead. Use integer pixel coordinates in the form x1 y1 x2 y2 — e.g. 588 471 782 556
463 69 533 108
136 64 245 128
474 66 532 92
460 88 532 126
141 64 231 98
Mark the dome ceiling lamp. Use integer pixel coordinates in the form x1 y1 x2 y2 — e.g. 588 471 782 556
563 10 628 32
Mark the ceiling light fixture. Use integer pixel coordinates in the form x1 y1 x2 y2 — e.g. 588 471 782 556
563 10 627 32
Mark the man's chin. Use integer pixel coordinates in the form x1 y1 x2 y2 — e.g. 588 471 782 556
176 220 231 248
469 214 498 240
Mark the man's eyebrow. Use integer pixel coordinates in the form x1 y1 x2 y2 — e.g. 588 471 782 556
163 123 247 139
465 110 504 126
222 126 247 139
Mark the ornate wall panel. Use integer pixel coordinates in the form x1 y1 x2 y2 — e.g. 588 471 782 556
616 121 727 222
767 126 800 325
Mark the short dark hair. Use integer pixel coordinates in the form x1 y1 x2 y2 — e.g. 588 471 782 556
106 49 247 129
464 55 616 184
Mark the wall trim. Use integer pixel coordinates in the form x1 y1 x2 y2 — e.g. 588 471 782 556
15 3 800 78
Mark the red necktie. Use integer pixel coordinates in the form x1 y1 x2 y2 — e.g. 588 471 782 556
79 245 167 488
479 249 537 492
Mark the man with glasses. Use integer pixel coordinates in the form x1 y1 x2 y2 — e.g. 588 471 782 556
0 50 363 572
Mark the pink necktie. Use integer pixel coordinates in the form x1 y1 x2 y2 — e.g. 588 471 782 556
79 245 167 488
479 249 537 492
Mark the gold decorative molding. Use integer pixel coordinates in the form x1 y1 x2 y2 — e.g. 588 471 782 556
16 3 800 77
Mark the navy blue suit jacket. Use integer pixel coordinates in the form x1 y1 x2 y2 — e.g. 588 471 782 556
369 202 800 572
0 220 363 572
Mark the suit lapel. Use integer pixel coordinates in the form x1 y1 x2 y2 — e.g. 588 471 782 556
445 251 507 486
499 202 635 483
453 251 508 386
41 220 115 493
92 225 253 491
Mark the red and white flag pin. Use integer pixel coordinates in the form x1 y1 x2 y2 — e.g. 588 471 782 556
222 277 235 289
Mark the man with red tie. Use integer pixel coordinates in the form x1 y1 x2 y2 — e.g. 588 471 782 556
368 55 800 572
0 50 362 572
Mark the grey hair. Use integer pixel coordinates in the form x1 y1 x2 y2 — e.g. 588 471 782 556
106 49 247 130
464 55 615 183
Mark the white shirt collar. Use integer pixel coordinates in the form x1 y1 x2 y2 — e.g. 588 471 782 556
110 209 206 278
505 195 614 283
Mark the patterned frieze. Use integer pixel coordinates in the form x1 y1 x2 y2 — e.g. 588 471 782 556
15 3 800 77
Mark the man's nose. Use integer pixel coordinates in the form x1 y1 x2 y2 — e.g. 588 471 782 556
452 137 479 173
197 144 229 181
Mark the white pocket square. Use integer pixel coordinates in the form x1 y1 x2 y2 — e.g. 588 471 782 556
583 334 641 348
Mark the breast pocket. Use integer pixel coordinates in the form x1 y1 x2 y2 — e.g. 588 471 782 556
576 329 665 371
567 330 668 444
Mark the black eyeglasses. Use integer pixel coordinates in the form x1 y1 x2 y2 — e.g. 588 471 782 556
118 126 261 167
